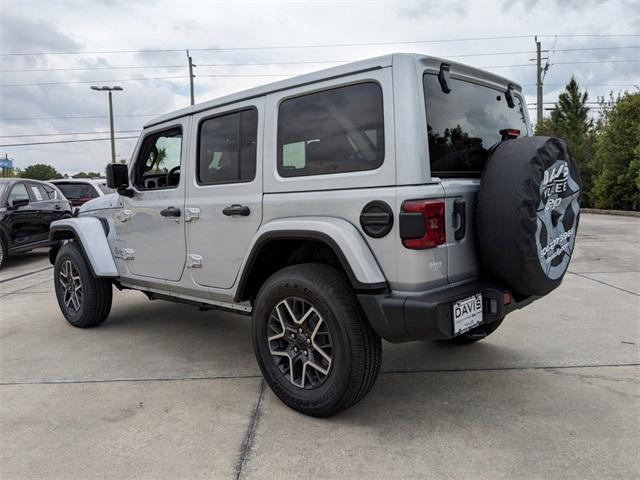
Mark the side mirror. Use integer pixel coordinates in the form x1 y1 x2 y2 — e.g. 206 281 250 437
106 163 134 197
10 198 29 209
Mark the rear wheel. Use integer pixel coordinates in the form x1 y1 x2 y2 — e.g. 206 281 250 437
252 263 382 417
447 318 504 345
54 242 112 328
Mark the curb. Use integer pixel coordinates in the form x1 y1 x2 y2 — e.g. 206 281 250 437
582 208 640 218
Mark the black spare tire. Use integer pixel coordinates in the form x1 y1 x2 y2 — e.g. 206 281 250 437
477 136 581 296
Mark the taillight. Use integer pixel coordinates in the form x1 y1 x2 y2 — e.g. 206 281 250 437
400 199 446 249
499 128 521 140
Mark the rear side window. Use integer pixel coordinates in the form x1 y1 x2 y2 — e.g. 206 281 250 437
43 184 58 199
27 184 47 201
423 74 527 177
277 82 384 177
198 108 257 185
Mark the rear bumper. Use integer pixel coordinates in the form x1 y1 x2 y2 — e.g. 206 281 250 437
358 280 538 343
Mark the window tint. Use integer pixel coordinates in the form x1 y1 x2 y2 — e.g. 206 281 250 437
55 182 97 200
198 108 257 185
423 74 528 176
135 128 182 190
8 183 29 204
277 82 385 177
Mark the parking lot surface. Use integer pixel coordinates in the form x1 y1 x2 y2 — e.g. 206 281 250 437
1 213 639 479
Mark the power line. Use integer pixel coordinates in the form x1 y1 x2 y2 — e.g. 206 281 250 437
0 130 140 138
0 136 139 147
0 73 293 87
3 46 638 73
2 34 638 57
2 58 638 88
0 114 159 121
0 35 542 56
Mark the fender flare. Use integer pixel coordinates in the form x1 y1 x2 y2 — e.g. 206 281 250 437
50 217 118 277
234 217 388 302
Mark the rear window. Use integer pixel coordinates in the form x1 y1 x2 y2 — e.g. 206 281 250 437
423 74 528 177
55 182 98 200
277 82 384 177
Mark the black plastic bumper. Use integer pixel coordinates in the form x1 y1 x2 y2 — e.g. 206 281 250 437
358 280 537 343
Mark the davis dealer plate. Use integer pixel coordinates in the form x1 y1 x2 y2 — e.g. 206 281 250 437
453 293 483 335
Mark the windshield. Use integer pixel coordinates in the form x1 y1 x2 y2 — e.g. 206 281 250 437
97 183 115 195
423 74 528 177
55 182 97 200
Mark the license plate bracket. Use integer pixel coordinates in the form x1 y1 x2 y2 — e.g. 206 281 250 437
452 293 483 335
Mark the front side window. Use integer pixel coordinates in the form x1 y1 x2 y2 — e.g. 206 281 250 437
8 183 29 204
277 82 385 177
135 127 182 190
198 108 257 185
423 74 528 177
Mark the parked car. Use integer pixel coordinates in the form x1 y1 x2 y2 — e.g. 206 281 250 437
0 178 72 269
49 53 582 416
50 178 114 207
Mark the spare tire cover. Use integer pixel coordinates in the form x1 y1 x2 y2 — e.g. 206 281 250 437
477 136 581 296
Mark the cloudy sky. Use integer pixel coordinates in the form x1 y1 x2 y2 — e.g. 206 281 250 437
0 0 638 176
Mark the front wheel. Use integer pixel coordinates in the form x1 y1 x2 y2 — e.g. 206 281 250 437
54 242 112 328
252 263 382 417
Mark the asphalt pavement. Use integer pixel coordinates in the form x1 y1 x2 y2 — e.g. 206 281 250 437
1 213 638 480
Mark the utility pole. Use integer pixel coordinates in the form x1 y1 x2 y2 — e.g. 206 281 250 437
535 36 543 124
90 85 123 163
187 50 196 106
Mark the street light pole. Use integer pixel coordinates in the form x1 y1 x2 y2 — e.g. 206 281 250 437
108 90 116 163
90 85 123 163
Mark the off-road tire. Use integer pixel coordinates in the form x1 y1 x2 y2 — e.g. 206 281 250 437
252 263 382 417
54 241 112 328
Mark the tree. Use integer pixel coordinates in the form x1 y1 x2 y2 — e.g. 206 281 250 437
535 76 596 206
591 92 640 211
20 164 62 181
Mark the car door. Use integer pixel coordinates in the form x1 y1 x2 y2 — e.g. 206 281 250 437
186 99 264 289
117 120 189 281
5 182 38 248
25 182 54 243
42 183 69 220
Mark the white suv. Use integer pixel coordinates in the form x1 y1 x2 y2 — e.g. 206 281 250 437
49 53 582 416
50 178 114 207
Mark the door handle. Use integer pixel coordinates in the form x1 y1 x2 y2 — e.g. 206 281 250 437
160 207 181 217
453 199 466 241
54 205 61 210
222 204 250 217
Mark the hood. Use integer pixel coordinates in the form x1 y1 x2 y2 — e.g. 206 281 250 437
78 193 119 214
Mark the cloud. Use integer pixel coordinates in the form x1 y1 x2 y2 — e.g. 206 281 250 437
0 0 638 175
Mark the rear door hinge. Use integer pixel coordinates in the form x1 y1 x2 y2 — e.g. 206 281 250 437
184 208 200 222
186 254 203 268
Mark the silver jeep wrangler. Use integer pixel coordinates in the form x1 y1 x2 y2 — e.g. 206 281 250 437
50 53 581 416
